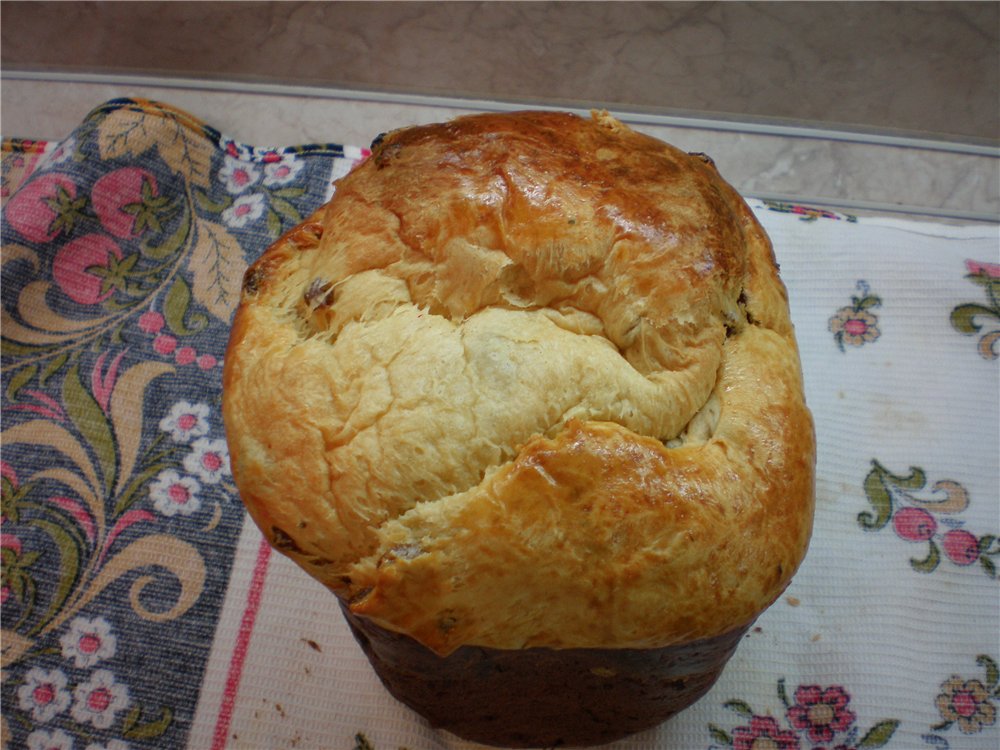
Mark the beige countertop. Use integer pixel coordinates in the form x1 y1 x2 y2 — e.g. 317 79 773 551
3 75 998 224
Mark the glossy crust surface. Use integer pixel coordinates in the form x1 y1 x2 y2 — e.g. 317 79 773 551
223 110 815 656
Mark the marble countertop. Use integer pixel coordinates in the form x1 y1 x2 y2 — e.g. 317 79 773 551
2 74 998 224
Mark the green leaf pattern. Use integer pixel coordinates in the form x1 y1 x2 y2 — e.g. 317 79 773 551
859 460 999 579
951 260 1000 359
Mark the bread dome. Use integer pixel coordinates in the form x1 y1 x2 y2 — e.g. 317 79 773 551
223 110 815 744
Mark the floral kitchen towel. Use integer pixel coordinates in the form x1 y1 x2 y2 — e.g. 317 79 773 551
3 100 998 750
181 201 999 750
1 98 367 750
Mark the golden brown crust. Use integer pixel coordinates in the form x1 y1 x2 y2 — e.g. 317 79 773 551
223 110 815 655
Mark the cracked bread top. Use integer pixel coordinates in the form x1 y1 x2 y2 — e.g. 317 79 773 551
222 110 815 655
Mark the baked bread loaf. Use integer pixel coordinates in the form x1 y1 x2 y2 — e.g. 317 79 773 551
223 110 815 745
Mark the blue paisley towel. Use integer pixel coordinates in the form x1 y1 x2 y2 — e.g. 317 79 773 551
1 98 366 749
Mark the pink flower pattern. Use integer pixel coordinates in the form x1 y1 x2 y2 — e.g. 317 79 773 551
17 668 72 723
158 401 211 443
928 656 999 742
218 155 260 194
70 669 130 729
786 685 856 745
60 616 117 668
183 437 231 485
710 681 898 750
148 469 202 517
829 281 881 352
732 715 801 750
